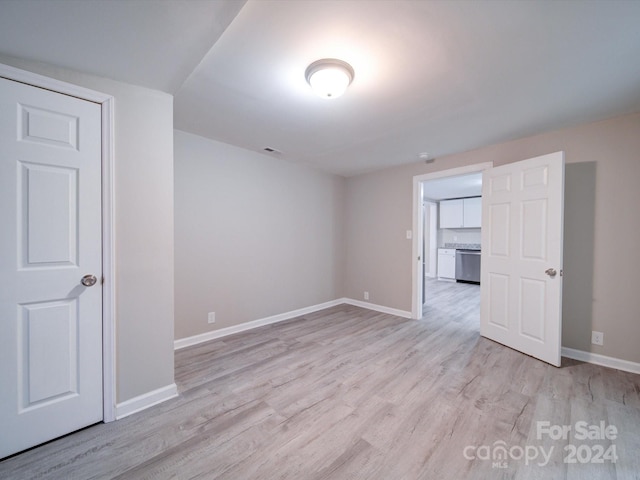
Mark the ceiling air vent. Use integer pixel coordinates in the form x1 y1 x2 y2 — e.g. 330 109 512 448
263 147 282 154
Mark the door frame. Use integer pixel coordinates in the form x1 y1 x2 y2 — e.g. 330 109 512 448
424 201 437 280
0 63 116 422
411 162 493 319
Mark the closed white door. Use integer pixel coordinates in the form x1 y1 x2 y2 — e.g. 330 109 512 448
480 152 564 366
0 77 103 458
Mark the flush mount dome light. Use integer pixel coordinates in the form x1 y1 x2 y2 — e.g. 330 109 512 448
305 58 354 99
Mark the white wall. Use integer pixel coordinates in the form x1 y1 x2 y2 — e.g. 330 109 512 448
0 55 176 404
345 111 640 365
174 130 345 340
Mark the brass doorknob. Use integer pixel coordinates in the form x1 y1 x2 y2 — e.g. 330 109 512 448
81 274 98 287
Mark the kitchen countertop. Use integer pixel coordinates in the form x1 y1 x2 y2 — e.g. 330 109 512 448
443 243 481 250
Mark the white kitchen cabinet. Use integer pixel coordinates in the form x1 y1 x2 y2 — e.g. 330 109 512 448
439 197 482 228
463 196 482 227
439 199 463 228
437 248 456 280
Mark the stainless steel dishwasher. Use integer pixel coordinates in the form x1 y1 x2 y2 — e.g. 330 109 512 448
455 249 481 284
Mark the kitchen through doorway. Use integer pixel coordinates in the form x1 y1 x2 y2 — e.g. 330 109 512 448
422 174 482 325
411 162 492 321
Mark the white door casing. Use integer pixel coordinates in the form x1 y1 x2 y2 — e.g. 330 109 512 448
425 201 437 279
0 77 103 458
480 152 565 366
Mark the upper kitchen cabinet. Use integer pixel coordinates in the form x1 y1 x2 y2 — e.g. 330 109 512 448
439 197 481 228
462 196 482 228
439 199 463 228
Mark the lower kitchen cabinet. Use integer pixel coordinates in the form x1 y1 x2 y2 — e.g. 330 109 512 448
437 248 456 280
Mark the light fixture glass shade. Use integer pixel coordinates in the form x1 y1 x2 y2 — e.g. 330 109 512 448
305 59 354 99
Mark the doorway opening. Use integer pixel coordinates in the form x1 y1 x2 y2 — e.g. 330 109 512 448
412 154 565 366
411 163 492 320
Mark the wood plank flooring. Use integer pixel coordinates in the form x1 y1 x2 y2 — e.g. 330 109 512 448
2 280 639 479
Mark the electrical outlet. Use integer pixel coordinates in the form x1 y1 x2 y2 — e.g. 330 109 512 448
406 230 412 240
364 291 369 301
591 331 604 346
208 312 216 324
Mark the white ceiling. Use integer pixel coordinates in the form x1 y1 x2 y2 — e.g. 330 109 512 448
423 173 482 201
1 0 639 177
0 0 245 92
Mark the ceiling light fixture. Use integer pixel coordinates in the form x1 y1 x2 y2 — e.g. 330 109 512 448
305 58 354 99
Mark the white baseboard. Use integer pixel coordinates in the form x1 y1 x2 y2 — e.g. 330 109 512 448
436 277 456 282
562 347 640 375
174 299 345 350
174 298 414 351
342 298 412 319
115 383 178 420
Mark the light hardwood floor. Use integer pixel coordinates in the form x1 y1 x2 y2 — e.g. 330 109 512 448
2 280 639 479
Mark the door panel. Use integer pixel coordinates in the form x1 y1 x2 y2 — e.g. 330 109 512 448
20 299 78 408
19 103 79 149
487 273 509 328
521 199 547 260
488 203 510 256
519 278 545 340
480 152 564 366
0 77 102 458
20 162 78 266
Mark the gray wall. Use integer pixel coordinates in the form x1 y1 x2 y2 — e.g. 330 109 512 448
0 55 176 404
344 112 640 364
174 130 345 340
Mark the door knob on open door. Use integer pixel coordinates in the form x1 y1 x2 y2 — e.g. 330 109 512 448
81 274 98 287
545 268 557 277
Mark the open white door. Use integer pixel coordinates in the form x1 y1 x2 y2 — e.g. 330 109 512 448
480 152 564 366
0 77 103 458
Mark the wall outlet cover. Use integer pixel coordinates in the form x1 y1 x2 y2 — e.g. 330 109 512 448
364 291 369 300
208 312 216 324
591 331 604 346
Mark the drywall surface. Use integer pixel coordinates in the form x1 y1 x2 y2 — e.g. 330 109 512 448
174 130 345 339
345 111 640 364
0 55 176 404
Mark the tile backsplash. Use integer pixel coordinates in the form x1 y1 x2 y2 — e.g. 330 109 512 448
438 228 481 248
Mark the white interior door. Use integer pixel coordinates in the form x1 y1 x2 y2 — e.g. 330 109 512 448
480 152 564 366
0 77 103 458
